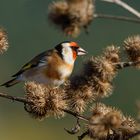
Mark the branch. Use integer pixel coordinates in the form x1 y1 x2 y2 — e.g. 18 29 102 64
0 92 30 104
0 92 89 122
62 109 89 122
64 118 81 135
125 130 140 140
94 14 140 24
101 0 140 18
115 61 140 69
78 131 89 140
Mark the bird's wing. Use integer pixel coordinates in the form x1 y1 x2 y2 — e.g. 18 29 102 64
12 49 53 77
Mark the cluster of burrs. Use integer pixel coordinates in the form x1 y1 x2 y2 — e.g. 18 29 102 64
22 35 140 139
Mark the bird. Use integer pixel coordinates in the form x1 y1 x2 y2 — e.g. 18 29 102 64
1 41 87 87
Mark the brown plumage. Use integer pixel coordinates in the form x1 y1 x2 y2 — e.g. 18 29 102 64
1 41 87 87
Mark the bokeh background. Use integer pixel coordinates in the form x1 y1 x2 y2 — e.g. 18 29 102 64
0 0 140 139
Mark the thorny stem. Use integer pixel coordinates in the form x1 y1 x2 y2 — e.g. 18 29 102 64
94 14 140 24
101 0 140 18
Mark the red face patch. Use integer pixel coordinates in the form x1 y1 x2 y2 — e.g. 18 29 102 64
72 50 77 60
70 42 79 48
70 42 79 60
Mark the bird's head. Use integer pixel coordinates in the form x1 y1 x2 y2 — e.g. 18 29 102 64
55 41 87 64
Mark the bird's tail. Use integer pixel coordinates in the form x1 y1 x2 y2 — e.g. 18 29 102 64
1 78 20 87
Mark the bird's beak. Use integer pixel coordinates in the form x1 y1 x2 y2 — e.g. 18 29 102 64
77 47 87 56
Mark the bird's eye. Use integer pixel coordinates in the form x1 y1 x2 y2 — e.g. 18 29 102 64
71 46 78 52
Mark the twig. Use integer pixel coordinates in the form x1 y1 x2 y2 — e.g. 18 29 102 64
101 0 140 18
78 131 89 140
94 14 140 24
64 118 81 134
0 92 30 104
125 130 140 140
62 109 89 122
115 61 140 69
0 92 89 122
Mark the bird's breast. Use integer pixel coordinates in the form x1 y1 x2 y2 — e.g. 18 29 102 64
44 63 73 81
58 64 73 79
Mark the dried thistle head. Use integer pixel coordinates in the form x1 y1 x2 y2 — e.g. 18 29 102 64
91 103 112 116
84 56 117 82
104 45 120 63
120 116 138 135
48 0 95 37
48 1 69 29
87 103 138 139
24 82 67 120
82 47 120 99
66 81 94 113
102 111 122 129
88 103 112 139
46 88 67 118
93 77 113 98
82 57 114 98
88 116 108 139
124 35 140 68
0 27 9 54
62 45 120 114
63 45 120 113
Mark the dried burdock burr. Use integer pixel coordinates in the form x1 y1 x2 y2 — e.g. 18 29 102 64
87 103 138 140
120 116 138 136
124 35 140 68
24 82 67 120
0 27 9 54
48 0 95 37
65 46 120 113
103 45 120 63
84 46 120 82
66 80 94 113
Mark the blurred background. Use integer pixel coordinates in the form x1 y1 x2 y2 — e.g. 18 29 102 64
0 0 140 139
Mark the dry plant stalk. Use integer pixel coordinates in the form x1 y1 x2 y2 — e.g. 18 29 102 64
87 103 137 140
48 0 94 37
1 35 140 140
102 0 140 18
25 82 67 120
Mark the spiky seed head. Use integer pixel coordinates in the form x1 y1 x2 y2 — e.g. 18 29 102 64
48 0 94 37
24 82 67 120
25 82 47 120
88 115 108 139
84 56 117 82
67 83 94 113
93 77 113 98
104 45 120 63
0 27 9 54
120 116 138 134
88 103 137 139
91 103 112 116
124 35 140 68
102 111 122 129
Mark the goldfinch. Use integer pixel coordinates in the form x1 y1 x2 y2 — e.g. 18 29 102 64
1 41 87 87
